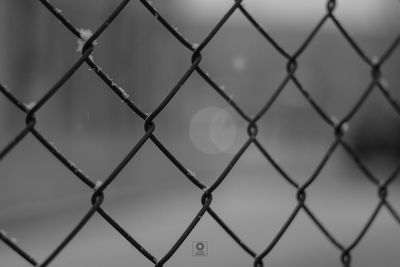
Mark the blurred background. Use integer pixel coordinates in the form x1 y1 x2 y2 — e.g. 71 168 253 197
0 0 399 266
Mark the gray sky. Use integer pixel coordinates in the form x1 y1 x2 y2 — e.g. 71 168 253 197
176 0 392 33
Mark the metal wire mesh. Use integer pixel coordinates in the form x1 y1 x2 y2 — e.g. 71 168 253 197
0 0 399 266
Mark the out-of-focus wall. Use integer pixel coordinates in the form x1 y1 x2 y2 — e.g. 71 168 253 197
1 1 398 135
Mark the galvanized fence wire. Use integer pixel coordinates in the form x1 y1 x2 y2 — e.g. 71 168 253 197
0 0 399 266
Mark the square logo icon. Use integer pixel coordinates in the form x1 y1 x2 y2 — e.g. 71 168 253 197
192 241 208 256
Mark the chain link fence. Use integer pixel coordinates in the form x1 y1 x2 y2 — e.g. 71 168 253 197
0 0 399 266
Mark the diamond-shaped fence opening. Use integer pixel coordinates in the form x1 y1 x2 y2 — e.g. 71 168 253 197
0 1 399 267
